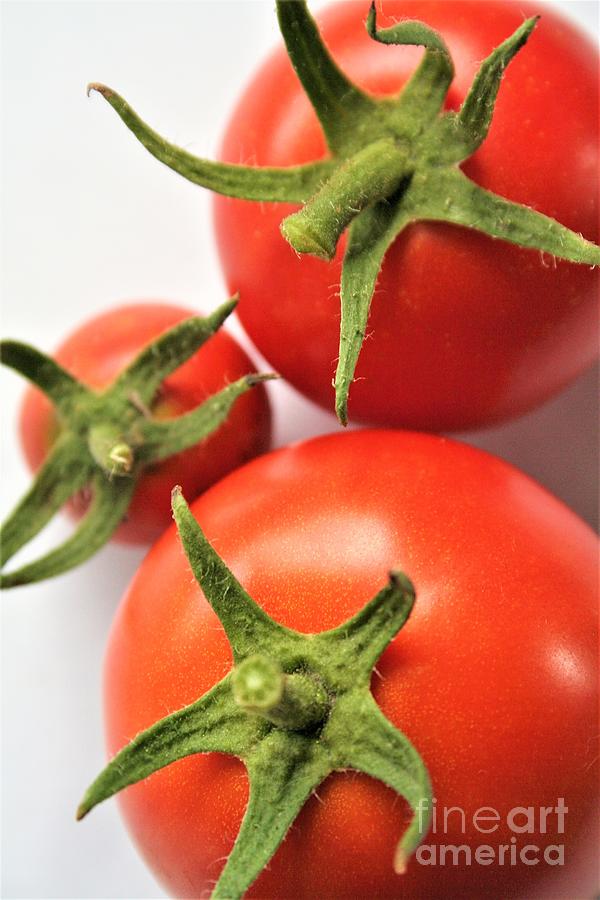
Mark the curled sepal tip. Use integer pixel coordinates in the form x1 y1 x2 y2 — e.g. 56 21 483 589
87 81 334 203
328 693 432 875
365 3 453 129
314 568 415 685
86 80 109 99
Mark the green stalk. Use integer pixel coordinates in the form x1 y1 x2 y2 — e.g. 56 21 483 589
232 654 330 729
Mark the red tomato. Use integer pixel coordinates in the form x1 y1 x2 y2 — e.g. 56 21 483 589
214 0 599 431
105 431 598 898
20 303 272 544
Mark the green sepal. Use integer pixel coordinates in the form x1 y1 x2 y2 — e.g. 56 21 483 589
79 491 432 899
313 570 415 682
275 0 377 155
329 691 432 873
77 677 265 821
451 16 539 160
1 300 274 588
213 731 330 900
139 373 277 463
111 297 238 406
0 434 91 567
412 168 600 264
172 487 299 663
1 340 89 418
335 203 414 425
0 472 136 589
87 83 335 203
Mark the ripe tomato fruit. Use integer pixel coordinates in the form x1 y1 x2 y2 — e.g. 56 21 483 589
105 431 598 898
214 0 599 431
19 303 272 544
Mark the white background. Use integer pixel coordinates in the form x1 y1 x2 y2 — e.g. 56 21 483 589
1 2 598 897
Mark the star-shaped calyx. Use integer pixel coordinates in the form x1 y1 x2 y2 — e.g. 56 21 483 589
77 487 431 899
87 0 600 424
0 299 275 588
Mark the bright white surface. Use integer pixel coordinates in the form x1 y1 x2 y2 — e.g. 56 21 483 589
1 2 597 897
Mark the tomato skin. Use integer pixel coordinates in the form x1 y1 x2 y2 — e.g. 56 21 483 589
105 431 598 898
19 303 272 544
214 0 599 431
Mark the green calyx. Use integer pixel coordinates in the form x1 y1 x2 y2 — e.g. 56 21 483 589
88 0 600 425
77 488 431 899
0 298 275 589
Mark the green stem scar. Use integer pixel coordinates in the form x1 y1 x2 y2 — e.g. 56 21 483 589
78 488 432 899
281 138 411 260
232 654 330 730
87 424 134 476
0 299 276 588
88 0 599 425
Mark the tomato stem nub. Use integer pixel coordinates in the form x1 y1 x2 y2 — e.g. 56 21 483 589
0 300 274 588
281 138 411 260
89 0 600 423
88 424 134 476
78 489 432 899
232 654 330 730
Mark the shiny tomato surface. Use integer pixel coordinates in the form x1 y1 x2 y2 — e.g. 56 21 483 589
20 303 272 544
215 0 599 431
105 431 598 898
